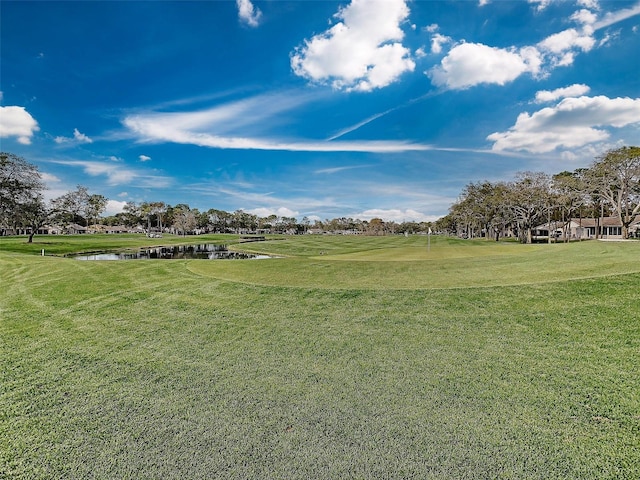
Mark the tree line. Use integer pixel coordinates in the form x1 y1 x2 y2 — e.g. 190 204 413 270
0 151 432 240
2 147 639 242
104 203 433 236
1 153 109 242
434 146 640 242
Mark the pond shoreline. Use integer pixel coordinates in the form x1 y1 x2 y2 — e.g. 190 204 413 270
68 243 271 260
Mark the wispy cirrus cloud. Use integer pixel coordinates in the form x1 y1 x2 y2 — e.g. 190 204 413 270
594 1 640 29
122 91 438 153
50 159 172 187
185 168 458 222
187 180 351 216
125 118 434 153
314 165 372 175
326 109 394 141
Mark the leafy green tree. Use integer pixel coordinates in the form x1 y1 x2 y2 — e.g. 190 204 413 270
508 172 551 244
589 146 640 239
51 185 90 227
455 181 513 241
122 201 142 227
230 209 257 233
367 218 385 235
191 209 208 230
0 152 45 234
204 208 228 233
172 206 197 236
140 202 154 233
87 194 108 229
149 202 166 235
263 214 278 232
17 196 53 243
301 216 311 234
551 171 589 242
448 192 481 238
433 213 456 236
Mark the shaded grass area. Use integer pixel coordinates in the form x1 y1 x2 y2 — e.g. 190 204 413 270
1 237 639 478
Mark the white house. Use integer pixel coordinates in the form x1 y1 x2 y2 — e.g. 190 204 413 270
534 216 640 241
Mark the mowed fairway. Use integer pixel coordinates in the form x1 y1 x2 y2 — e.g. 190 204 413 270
1 235 639 479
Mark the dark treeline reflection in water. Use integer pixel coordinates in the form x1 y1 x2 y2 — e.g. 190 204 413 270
73 244 269 260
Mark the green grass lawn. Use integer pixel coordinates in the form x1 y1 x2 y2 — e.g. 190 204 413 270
1 234 639 479
0 233 236 256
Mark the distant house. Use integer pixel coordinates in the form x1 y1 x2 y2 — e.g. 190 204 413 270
1 225 62 235
103 225 131 234
38 225 62 235
65 224 87 234
579 217 640 239
534 216 640 241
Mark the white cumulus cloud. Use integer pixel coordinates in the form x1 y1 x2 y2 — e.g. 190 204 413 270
430 33 452 54
571 8 598 26
528 0 553 12
429 1 640 91
578 0 600 10
40 172 61 184
105 200 128 216
487 95 640 153
73 128 92 143
290 0 415 92
428 43 541 90
54 128 93 144
538 27 595 55
0 106 39 144
139 155 151 162
534 84 591 103
236 0 262 27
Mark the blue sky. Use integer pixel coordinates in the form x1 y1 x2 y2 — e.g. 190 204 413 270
1 0 639 222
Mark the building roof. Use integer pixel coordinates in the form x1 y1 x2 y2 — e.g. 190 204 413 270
575 216 640 228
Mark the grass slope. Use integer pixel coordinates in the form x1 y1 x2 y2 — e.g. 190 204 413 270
198 235 640 289
1 235 639 479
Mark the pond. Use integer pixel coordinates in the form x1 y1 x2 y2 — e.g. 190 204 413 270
73 244 271 260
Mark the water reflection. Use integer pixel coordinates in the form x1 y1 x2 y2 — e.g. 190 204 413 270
74 244 267 260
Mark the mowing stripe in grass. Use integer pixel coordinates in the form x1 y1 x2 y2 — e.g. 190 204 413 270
1 236 639 479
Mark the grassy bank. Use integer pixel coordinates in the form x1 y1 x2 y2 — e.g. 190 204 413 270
1 235 639 478
0 233 238 256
